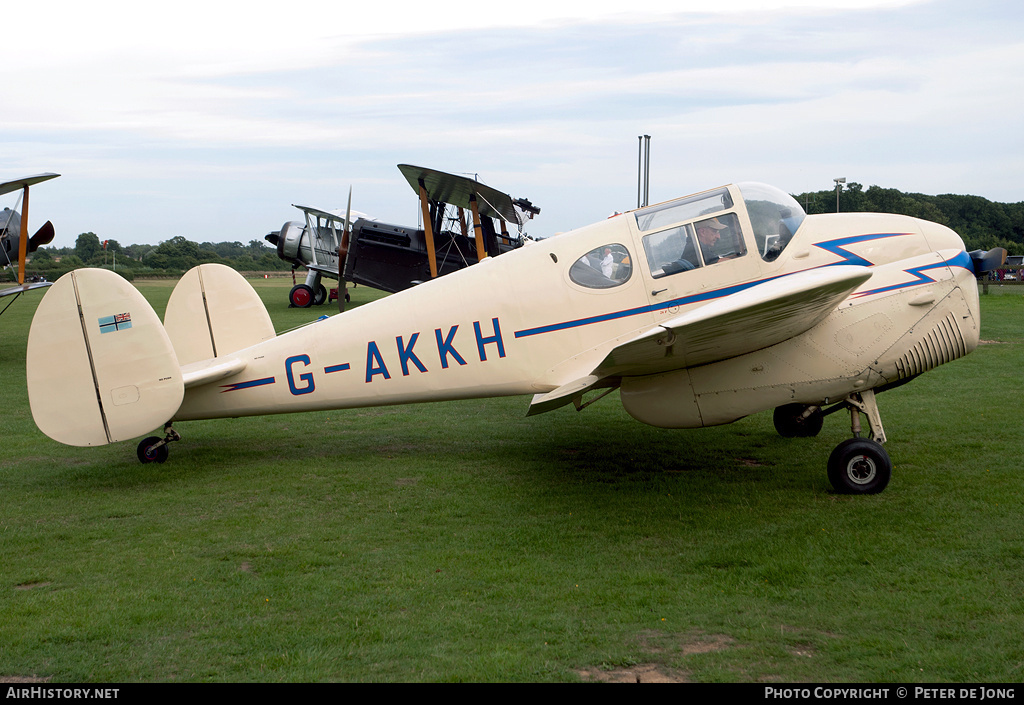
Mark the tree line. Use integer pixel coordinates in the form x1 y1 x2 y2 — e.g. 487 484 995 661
15 233 291 281
792 183 1023 253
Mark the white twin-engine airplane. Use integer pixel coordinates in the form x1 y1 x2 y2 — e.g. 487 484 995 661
26 182 1001 494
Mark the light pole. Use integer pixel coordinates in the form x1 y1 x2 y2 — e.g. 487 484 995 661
834 177 846 213
831 176 847 212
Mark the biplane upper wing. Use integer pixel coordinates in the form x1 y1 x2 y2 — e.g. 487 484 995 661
292 204 355 224
1 173 60 303
0 173 60 197
527 265 872 416
397 164 518 223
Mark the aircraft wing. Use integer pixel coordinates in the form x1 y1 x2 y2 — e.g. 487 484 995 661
0 281 52 298
397 164 518 223
292 204 365 225
0 173 60 197
528 265 872 416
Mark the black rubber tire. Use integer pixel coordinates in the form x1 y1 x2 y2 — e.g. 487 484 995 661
313 284 328 306
773 404 824 438
289 284 314 308
827 438 891 494
137 436 169 464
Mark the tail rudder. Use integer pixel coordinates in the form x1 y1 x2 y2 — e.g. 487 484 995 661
164 263 276 366
27 268 183 446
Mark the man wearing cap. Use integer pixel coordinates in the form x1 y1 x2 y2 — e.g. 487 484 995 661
694 216 729 264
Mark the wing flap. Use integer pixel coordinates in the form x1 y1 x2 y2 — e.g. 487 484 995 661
527 375 599 416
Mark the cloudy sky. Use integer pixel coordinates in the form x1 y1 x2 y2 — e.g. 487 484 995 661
3 0 1022 248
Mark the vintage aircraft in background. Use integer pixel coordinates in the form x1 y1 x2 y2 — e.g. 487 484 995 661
265 165 539 309
25 180 1005 494
1 173 59 313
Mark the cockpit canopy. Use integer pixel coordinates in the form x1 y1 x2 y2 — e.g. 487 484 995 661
632 182 806 264
736 182 806 261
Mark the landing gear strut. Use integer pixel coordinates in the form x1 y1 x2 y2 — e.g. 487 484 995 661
774 389 894 494
826 389 891 494
137 424 181 464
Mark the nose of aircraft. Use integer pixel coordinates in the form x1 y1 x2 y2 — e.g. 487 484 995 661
916 218 965 253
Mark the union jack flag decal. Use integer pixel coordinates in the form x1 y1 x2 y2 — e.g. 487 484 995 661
98 312 132 334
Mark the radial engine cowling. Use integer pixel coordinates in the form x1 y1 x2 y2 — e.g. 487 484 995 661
274 221 307 266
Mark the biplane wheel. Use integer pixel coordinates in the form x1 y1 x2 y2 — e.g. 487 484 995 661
827 438 891 494
313 284 328 306
773 404 824 438
137 436 169 464
289 284 314 308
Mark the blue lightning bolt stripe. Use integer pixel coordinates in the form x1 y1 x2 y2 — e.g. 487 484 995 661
851 250 974 298
513 233 969 340
812 233 908 266
221 377 276 392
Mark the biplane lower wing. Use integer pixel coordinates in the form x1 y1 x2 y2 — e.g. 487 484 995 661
527 265 872 416
0 281 51 298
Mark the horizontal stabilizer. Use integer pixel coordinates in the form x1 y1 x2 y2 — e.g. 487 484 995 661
181 356 248 389
27 269 183 446
164 264 276 366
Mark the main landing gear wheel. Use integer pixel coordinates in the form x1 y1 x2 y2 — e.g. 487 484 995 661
313 283 328 306
289 284 314 308
826 390 891 494
827 438 891 494
137 436 169 464
773 404 824 438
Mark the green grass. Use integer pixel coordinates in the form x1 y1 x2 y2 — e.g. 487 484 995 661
1 279 1022 682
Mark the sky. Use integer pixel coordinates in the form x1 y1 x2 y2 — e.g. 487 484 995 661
2 0 1023 248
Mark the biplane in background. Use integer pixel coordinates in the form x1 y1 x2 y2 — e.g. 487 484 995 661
1 173 59 314
265 164 539 309
26 180 1005 494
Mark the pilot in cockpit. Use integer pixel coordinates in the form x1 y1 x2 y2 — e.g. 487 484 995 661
694 217 729 264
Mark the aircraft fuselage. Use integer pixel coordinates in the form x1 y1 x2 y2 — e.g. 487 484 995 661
175 183 978 429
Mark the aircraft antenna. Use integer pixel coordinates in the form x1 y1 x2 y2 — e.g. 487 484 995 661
637 135 651 208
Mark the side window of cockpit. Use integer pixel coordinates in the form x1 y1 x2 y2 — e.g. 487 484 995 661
693 213 745 264
643 224 701 279
569 244 633 289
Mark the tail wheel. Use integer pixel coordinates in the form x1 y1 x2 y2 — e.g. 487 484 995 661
827 438 891 494
289 284 314 308
137 436 169 464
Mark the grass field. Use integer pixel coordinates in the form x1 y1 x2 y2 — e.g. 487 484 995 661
1 278 1022 683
